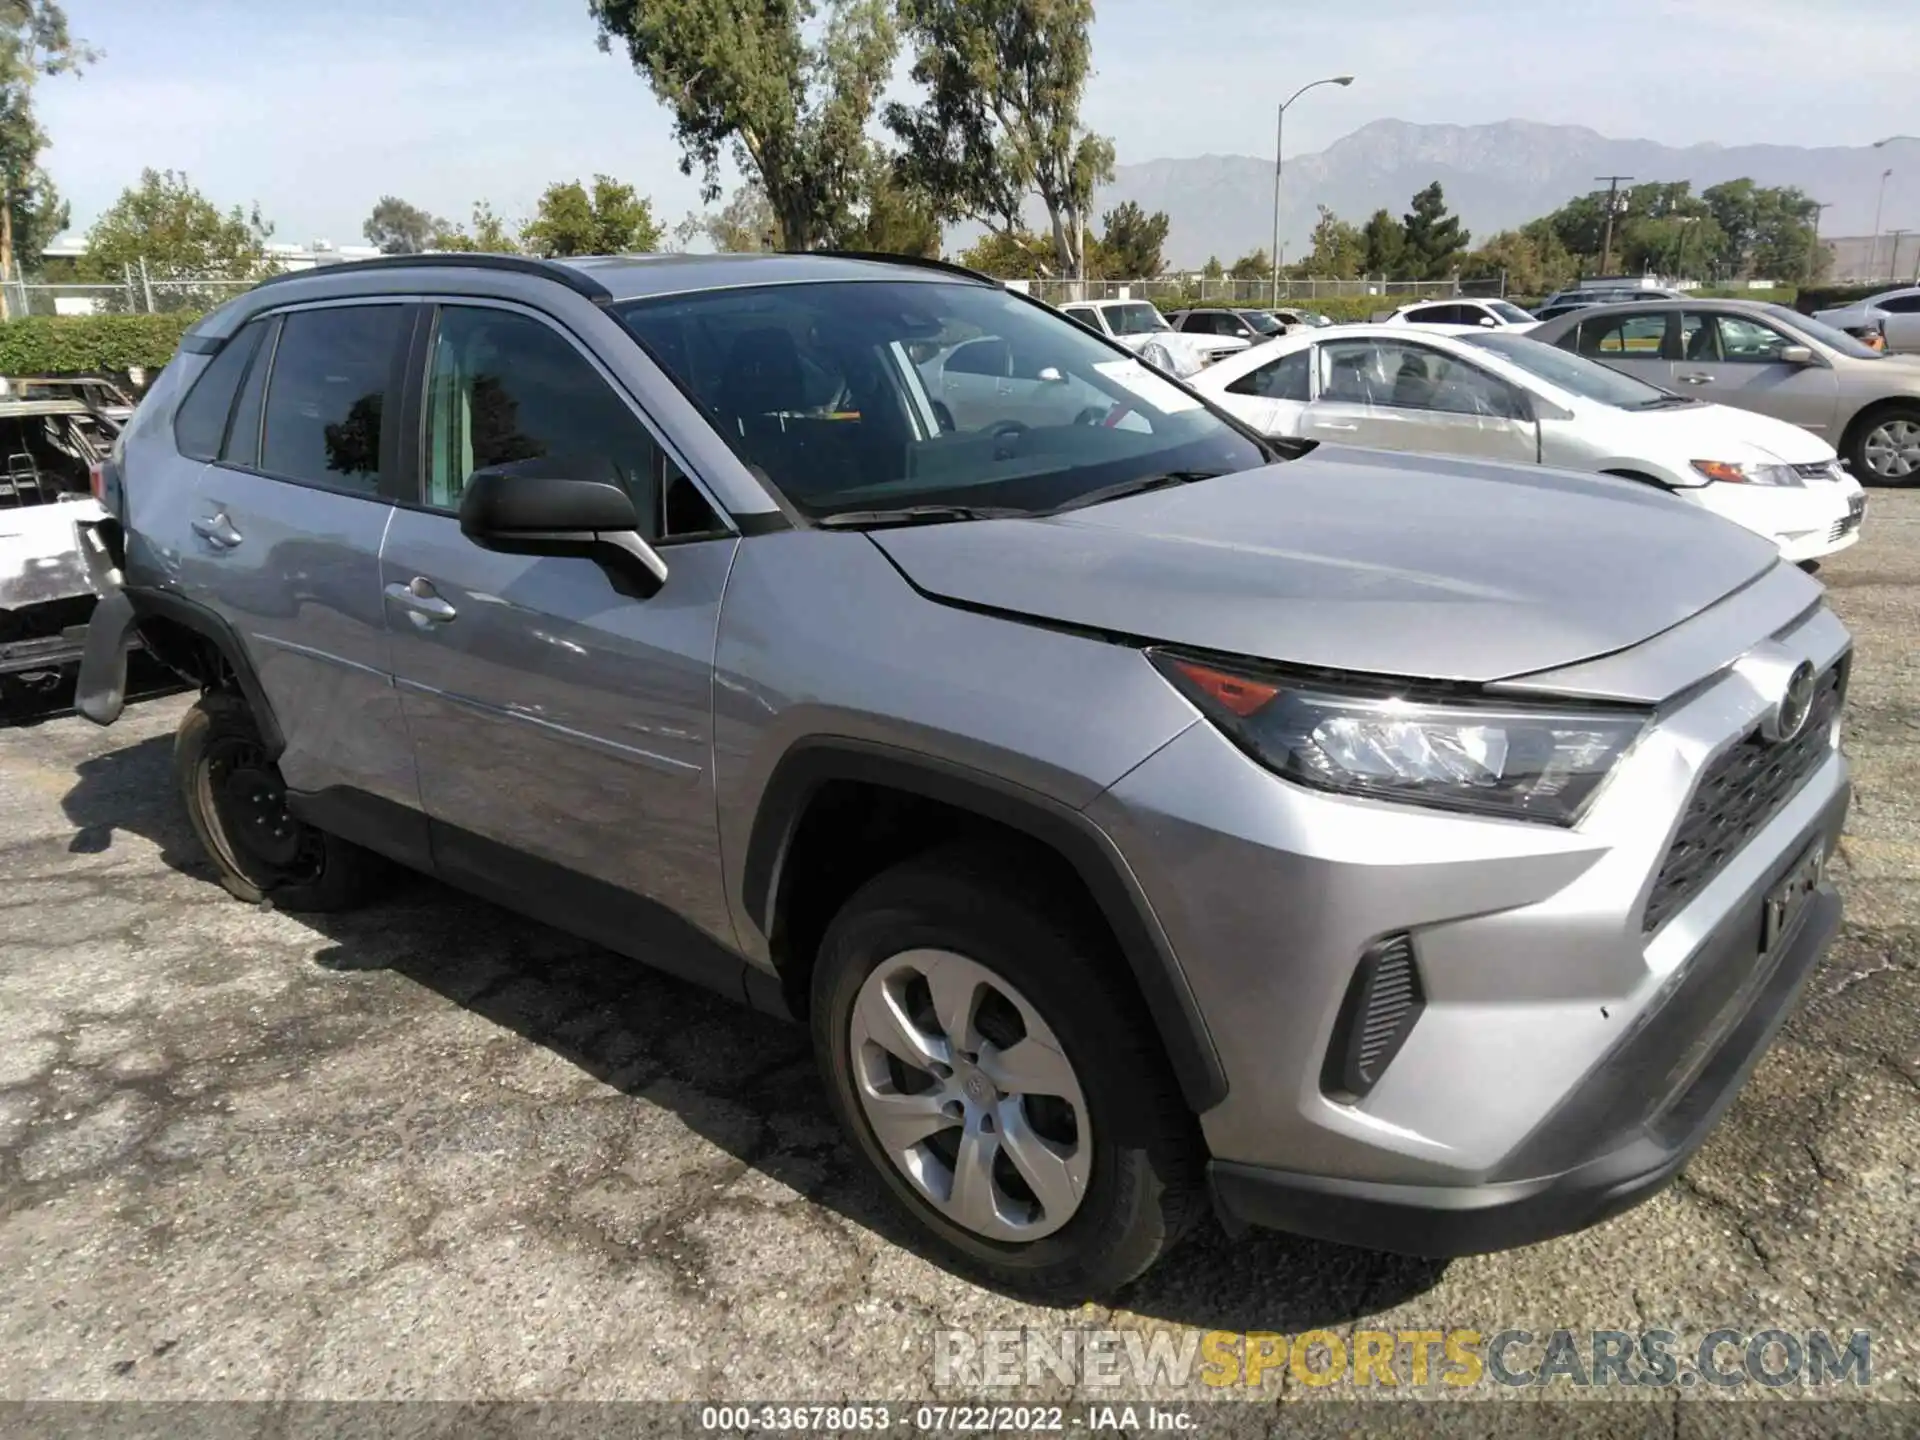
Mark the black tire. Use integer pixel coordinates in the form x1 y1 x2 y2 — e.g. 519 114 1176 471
1847 402 1920 488
811 845 1205 1300
174 691 387 912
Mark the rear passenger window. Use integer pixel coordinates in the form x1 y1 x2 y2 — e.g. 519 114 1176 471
173 321 266 461
1226 348 1311 401
422 305 724 541
261 305 403 496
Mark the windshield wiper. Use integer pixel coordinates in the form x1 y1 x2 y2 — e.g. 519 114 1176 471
813 503 1027 530
1041 470 1224 516
1632 394 1702 409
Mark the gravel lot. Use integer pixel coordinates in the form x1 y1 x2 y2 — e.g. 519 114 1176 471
1 493 1916 1412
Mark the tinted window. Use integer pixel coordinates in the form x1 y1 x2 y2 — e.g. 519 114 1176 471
1575 313 1668 356
222 318 276 468
173 321 265 461
1227 348 1311 401
260 306 403 495
422 305 720 540
1879 293 1920 313
1403 305 1456 325
616 280 1269 520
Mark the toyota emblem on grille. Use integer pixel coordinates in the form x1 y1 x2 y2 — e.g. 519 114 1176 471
1764 660 1817 743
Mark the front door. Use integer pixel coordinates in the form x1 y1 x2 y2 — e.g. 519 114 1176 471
1568 308 1676 391
1300 337 1538 463
1673 310 1841 435
380 301 742 957
178 301 419 808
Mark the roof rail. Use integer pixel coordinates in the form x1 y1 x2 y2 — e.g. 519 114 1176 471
247 252 614 305
811 250 997 286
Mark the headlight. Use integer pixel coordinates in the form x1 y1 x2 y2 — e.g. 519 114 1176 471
1691 459 1803 486
1152 652 1648 825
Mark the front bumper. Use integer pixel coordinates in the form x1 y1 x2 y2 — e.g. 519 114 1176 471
1086 601 1851 1252
1691 481 1864 563
0 620 88 677
1209 862 1842 1256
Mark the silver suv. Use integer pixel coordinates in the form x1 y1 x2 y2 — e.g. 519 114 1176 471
75 252 1850 1298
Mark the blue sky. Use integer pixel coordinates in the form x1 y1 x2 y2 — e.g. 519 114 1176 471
35 0 1920 248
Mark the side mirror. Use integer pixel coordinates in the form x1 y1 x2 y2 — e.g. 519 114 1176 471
1478 315 1498 328
459 465 668 597
1778 344 1815 365
1035 365 1071 384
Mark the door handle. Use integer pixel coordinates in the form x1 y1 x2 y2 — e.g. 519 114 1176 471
1318 421 1359 432
1675 373 1714 385
384 578 458 623
191 512 243 548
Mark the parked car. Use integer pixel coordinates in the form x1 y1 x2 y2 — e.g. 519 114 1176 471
1535 287 1682 322
1059 298 1244 375
76 252 1850 1299
1383 297 1541 332
1811 286 1920 355
1268 306 1333 329
1190 325 1865 563
1528 298 1920 486
1167 307 1287 343
0 392 123 706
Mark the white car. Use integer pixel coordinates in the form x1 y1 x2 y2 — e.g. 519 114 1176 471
1059 299 1245 377
1190 325 1866 564
1383 297 1542 333
1812 286 1920 355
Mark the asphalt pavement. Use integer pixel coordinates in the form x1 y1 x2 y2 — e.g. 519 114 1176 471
1 493 1915 1416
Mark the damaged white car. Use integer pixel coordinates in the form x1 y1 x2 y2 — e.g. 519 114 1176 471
0 393 122 705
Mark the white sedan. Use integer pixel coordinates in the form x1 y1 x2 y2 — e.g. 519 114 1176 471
1382 297 1542 333
1189 325 1866 563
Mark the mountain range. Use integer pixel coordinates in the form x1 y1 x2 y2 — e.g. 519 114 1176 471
1102 119 1918 269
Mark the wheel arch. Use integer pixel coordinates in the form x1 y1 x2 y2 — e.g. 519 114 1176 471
741 739 1229 1114
126 587 286 758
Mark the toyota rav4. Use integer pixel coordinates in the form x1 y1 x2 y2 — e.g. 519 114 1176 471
75 252 1850 1298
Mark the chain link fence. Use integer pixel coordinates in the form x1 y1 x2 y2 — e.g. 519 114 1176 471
2 268 261 319
1023 275 1506 306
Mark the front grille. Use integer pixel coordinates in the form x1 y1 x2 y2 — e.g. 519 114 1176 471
1321 933 1425 1100
1792 462 1840 481
1642 662 1845 934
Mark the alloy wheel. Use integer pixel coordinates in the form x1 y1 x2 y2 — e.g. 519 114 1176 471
1863 418 1920 480
848 948 1091 1242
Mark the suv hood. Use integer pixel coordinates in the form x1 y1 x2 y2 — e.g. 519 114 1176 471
870 447 1781 683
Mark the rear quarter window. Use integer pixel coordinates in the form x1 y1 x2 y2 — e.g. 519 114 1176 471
172 321 267 461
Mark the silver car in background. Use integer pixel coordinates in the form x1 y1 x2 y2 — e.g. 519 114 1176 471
1529 297 1920 485
1812 285 1920 354
75 252 1850 1299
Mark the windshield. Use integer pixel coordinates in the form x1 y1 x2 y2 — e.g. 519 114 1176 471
1762 304 1883 360
615 280 1271 521
1242 311 1284 335
1105 302 1169 335
1461 333 1673 408
1488 300 1535 325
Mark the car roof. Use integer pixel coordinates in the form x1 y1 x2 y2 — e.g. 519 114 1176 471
179 250 994 351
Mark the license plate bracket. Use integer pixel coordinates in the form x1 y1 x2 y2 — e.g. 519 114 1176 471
1762 839 1825 956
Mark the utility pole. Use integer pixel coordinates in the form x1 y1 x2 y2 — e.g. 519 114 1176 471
1805 202 1832 284
1595 175 1632 276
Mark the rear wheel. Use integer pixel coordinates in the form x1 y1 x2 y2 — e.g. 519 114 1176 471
1850 404 1920 486
174 693 386 911
812 847 1205 1299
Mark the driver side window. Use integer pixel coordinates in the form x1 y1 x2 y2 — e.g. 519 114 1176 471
1710 314 1795 363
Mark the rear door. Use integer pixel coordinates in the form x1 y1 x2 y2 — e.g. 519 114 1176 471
1566 309 1675 390
378 298 741 953
177 300 419 806
1217 346 1313 434
1673 310 1841 435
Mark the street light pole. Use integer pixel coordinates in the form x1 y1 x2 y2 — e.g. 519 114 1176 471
1888 229 1911 284
1868 167 1893 281
1271 74 1354 306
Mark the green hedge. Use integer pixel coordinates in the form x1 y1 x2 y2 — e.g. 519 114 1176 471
0 313 199 376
